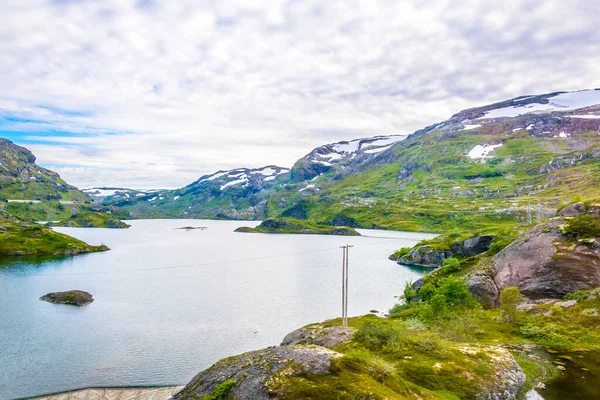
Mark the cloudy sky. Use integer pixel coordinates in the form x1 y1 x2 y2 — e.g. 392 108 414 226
1 0 599 188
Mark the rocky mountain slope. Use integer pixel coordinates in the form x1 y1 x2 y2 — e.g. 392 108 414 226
0 139 128 256
0 138 87 202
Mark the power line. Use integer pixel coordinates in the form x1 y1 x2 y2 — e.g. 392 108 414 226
4 239 396 279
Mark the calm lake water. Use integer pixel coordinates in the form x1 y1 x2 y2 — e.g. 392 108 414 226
0 219 436 400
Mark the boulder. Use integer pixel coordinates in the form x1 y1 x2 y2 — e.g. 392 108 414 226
281 325 356 348
558 202 587 217
492 218 600 300
398 246 453 268
172 346 339 400
398 234 495 268
467 272 500 307
455 235 495 257
40 290 94 306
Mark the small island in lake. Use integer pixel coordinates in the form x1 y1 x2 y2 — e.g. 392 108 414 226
235 218 360 236
40 290 94 306
49 211 130 229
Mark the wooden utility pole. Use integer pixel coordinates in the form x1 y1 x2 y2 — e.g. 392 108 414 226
340 244 353 327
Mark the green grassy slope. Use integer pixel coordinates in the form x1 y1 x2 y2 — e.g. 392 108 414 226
265 127 600 233
0 217 109 256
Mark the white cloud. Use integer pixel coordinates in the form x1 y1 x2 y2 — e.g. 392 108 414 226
0 0 599 188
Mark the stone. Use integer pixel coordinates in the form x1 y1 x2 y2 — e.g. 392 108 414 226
40 290 94 306
558 202 587 217
467 272 500 307
555 300 577 308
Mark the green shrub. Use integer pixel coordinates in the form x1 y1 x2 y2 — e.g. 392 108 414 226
201 379 236 400
390 247 411 260
499 287 521 324
563 214 600 238
441 257 460 272
402 281 418 303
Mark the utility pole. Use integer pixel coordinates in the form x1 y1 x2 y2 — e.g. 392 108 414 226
340 244 353 327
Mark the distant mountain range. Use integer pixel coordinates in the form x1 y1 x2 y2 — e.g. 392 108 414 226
85 88 600 232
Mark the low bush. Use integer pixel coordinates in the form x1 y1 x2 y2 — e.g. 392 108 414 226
563 214 600 238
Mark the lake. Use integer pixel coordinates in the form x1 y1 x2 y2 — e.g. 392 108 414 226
0 219 436 400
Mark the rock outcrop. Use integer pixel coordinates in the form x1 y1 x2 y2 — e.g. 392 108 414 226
281 325 356 348
467 272 500 307
468 345 526 400
40 290 94 306
397 234 495 268
172 346 339 400
490 204 600 301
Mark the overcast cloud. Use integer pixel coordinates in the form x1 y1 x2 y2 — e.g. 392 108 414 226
1 0 599 188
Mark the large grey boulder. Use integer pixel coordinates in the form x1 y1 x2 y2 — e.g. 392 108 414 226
172 346 339 400
558 202 587 217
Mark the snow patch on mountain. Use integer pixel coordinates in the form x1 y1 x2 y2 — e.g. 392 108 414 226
468 144 503 159
220 178 248 190
568 114 600 119
479 89 600 119
462 123 482 130
308 135 407 166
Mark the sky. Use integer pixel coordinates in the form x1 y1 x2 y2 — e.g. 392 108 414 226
1 0 599 189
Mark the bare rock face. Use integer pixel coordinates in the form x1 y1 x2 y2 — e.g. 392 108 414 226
281 325 356 348
172 345 339 400
398 245 453 268
40 290 94 306
492 218 600 300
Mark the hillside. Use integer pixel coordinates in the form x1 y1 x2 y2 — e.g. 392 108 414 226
0 138 87 202
0 139 127 256
103 89 600 233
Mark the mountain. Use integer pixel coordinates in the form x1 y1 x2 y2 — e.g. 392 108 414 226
103 89 600 231
106 135 408 219
0 138 87 202
265 89 600 231
290 135 408 182
0 139 128 256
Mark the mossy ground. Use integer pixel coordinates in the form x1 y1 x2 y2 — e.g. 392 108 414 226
271 290 600 400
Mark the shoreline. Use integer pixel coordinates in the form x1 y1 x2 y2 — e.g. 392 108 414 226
27 385 184 400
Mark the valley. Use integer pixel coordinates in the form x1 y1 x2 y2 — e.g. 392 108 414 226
2 88 600 400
